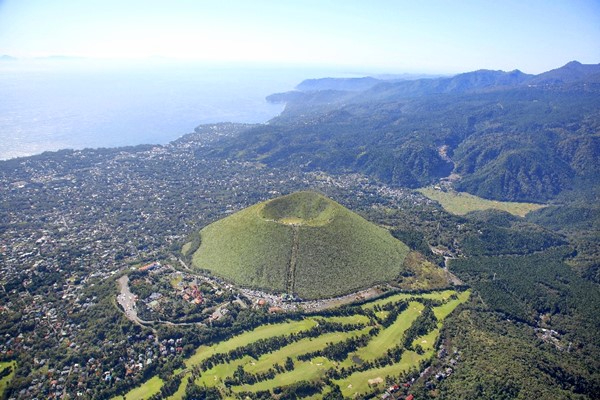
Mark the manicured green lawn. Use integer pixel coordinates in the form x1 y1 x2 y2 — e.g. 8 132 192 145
185 319 317 368
113 376 164 400
233 357 335 393
353 302 423 362
197 328 370 390
433 290 471 320
320 314 370 325
0 361 16 397
337 349 432 398
418 187 545 217
246 328 369 375
122 289 471 399
413 328 440 351
198 357 251 387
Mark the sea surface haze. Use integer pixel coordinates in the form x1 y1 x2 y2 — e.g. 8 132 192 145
0 59 338 160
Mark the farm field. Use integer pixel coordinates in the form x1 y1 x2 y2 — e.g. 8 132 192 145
418 187 545 217
119 288 470 399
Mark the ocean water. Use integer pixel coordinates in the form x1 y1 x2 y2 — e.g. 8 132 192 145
0 59 343 160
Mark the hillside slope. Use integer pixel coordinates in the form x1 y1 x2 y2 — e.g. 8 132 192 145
191 191 410 299
208 62 600 202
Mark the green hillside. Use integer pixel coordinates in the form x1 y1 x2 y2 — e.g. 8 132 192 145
210 65 600 202
191 191 410 299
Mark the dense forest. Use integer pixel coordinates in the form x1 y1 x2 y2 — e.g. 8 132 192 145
215 62 600 203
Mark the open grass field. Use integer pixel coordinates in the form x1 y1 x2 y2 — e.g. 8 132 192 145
191 191 410 299
192 201 293 292
113 376 164 400
0 361 16 398
294 206 410 299
114 289 470 399
418 187 545 217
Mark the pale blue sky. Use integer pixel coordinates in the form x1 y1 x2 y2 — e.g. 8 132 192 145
0 0 598 73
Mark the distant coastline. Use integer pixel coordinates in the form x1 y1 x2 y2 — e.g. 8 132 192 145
0 60 345 160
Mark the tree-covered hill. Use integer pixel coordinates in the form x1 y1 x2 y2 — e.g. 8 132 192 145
208 62 600 202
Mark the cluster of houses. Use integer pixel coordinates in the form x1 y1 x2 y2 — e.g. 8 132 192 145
381 383 414 400
0 132 439 399
420 344 461 391
535 327 568 350
133 265 238 321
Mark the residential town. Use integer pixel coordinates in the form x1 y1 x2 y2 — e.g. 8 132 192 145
0 126 439 398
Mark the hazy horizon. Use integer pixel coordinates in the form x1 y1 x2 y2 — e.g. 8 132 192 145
0 59 385 160
1 0 598 159
1 0 598 74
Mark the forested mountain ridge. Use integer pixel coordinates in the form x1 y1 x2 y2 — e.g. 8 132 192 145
289 60 600 97
528 60 600 85
209 61 600 203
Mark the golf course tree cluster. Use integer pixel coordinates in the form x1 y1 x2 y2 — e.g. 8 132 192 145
115 289 470 399
189 191 417 299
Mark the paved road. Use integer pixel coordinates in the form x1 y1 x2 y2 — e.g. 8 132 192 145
116 274 207 327
116 275 146 325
